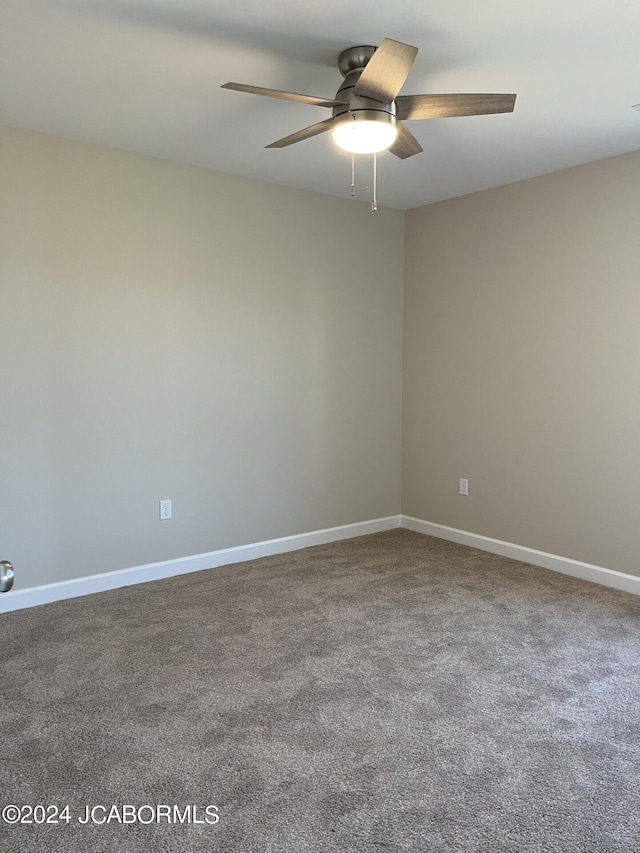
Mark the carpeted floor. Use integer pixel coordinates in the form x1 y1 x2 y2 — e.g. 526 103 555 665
2 529 640 852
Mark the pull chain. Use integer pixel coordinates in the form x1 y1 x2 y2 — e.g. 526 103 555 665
350 152 355 197
372 151 378 212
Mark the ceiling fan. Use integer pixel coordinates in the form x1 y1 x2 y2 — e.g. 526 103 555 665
222 38 516 159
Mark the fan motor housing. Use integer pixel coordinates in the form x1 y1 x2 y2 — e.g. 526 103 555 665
332 68 397 133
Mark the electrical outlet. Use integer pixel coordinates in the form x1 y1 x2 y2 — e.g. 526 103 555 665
159 499 172 520
459 478 469 496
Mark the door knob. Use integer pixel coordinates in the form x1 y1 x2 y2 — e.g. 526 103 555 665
0 561 14 593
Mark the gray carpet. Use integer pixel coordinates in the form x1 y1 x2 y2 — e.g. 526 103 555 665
2 529 640 852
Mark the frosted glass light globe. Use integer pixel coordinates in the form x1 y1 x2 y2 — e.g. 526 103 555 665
332 116 397 154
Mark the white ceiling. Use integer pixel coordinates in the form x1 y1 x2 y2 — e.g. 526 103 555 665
2 0 640 210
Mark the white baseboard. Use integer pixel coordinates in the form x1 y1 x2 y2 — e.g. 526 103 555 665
0 515 402 613
401 515 640 597
4 513 637 613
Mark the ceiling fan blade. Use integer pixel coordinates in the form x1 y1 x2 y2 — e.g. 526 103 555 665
266 118 334 149
353 38 418 103
396 93 517 121
221 82 345 108
388 122 423 159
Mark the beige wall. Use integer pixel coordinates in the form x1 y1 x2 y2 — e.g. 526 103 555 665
4 123 638 592
403 151 640 576
1 126 404 589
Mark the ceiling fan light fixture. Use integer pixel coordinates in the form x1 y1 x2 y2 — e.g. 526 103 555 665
331 111 398 154
222 37 516 178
